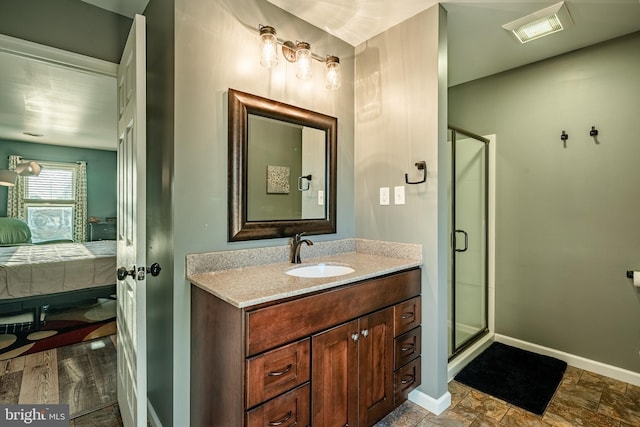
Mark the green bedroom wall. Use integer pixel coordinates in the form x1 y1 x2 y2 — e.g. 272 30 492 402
0 139 117 221
449 31 640 373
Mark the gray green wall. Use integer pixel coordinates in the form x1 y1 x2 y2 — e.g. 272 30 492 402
248 119 303 220
172 0 354 424
449 32 640 372
0 0 131 63
144 0 175 425
0 139 117 221
355 5 449 402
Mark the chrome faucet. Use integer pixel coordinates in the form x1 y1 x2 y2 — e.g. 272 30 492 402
291 232 314 264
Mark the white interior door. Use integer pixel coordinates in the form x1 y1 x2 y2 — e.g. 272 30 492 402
116 14 147 427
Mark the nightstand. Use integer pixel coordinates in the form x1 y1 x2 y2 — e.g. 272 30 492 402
88 222 116 241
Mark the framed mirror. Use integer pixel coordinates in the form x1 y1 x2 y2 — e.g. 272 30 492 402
228 89 337 241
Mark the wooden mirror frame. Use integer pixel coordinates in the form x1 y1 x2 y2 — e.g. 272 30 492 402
228 89 337 241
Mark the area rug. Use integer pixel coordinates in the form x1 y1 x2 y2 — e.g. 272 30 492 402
454 342 567 415
0 298 116 360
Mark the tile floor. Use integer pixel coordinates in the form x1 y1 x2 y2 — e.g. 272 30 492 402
375 366 640 427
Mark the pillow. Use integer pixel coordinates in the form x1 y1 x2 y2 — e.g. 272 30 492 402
0 217 32 245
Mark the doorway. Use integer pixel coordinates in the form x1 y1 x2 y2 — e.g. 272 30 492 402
448 126 491 360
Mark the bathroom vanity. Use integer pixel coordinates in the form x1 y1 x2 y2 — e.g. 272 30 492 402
189 243 422 427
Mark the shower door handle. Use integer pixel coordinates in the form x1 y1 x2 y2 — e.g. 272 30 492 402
454 230 468 252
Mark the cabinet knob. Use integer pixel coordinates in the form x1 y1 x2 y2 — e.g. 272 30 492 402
351 333 359 342
361 329 369 337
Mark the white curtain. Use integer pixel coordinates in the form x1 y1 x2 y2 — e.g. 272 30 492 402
6 156 88 242
6 155 25 219
74 161 87 242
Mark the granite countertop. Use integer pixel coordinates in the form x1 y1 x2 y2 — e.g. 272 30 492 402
187 239 422 308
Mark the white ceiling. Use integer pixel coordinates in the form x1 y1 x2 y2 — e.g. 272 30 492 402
268 0 640 86
0 35 118 151
1 0 639 151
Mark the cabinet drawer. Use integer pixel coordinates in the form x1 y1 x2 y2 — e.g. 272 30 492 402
246 339 310 408
247 383 310 427
394 327 421 369
246 268 421 356
394 357 421 406
394 296 421 337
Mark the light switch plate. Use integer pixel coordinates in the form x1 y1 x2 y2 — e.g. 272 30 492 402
318 190 324 205
380 187 390 205
394 186 405 205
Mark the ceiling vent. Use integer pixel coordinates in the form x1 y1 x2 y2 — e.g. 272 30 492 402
502 1 573 44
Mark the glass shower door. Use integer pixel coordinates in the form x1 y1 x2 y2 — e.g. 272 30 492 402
448 127 489 359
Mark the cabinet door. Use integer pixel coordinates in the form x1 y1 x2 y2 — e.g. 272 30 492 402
312 320 359 427
358 307 394 427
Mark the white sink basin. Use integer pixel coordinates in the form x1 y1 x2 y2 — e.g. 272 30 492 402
286 263 355 278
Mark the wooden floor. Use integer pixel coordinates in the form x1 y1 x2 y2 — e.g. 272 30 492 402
0 335 121 426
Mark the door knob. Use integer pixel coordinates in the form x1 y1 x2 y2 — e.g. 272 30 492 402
351 333 359 342
117 266 135 281
146 262 162 277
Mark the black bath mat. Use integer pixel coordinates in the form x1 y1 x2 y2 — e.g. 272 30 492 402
454 342 567 415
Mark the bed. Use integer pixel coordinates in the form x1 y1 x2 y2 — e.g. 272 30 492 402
0 218 117 329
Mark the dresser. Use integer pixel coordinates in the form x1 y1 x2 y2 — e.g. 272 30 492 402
87 222 116 241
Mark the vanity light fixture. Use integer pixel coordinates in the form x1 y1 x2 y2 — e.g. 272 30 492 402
325 56 341 90
259 25 278 68
0 170 18 187
502 1 573 44
258 25 341 89
294 41 312 80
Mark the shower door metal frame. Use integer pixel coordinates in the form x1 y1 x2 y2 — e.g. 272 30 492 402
449 125 490 361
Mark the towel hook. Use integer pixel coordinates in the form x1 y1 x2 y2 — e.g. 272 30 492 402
405 161 427 185
561 130 568 141
589 126 598 137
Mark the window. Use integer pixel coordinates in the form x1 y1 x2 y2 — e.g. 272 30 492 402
7 157 87 243
24 164 77 242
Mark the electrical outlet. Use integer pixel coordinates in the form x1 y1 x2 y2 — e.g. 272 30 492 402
318 190 324 205
379 187 390 205
394 186 405 205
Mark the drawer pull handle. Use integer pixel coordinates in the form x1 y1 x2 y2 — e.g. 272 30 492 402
401 312 414 320
267 364 293 377
401 343 415 352
268 410 292 426
400 374 415 385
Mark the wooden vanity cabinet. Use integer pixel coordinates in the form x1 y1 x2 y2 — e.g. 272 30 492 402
191 267 421 427
312 308 395 427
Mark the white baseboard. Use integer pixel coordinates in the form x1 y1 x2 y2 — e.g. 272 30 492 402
408 389 451 415
148 399 162 427
495 334 640 387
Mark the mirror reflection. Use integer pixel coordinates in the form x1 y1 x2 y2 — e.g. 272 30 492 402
247 115 326 221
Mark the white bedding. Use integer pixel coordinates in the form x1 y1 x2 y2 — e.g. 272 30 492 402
0 241 116 299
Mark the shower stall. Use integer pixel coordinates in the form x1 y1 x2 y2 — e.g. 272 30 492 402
448 126 490 360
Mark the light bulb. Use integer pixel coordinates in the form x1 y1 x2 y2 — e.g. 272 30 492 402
295 42 312 80
259 26 278 68
325 56 341 90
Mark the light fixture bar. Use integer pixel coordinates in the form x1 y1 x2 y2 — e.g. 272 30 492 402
258 25 341 89
502 1 573 44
